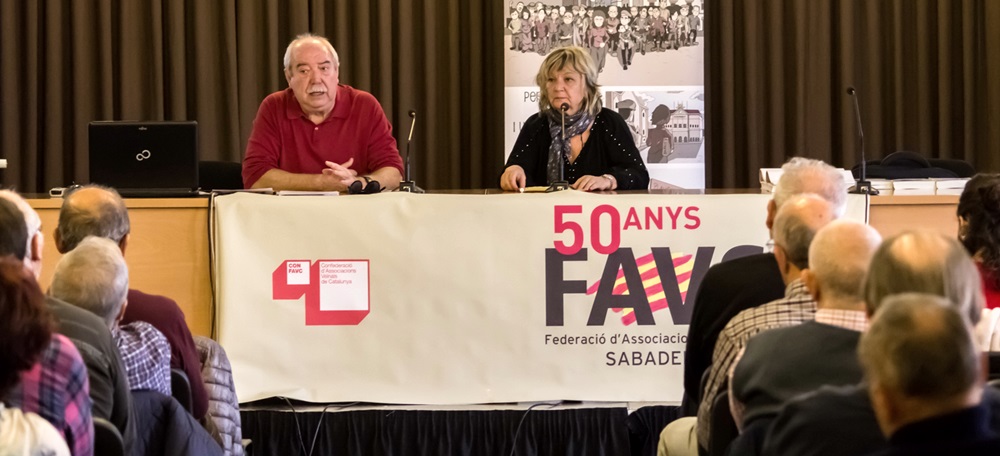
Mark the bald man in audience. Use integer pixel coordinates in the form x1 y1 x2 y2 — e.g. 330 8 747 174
682 157 847 416
726 220 882 455
861 294 1000 455
55 185 208 419
660 192 838 456
0 190 135 453
50 236 172 397
763 231 1000 456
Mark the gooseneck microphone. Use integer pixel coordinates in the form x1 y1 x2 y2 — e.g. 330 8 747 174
846 87 878 195
546 103 571 192
398 109 424 193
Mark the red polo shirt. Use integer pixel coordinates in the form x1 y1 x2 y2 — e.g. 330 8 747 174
242 85 403 188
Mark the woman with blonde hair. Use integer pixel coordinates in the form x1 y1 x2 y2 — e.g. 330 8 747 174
500 46 648 191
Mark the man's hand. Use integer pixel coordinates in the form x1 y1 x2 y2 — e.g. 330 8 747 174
322 158 359 190
250 159 400 192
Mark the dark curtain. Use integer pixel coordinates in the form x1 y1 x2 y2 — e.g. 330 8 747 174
241 407 632 456
6 0 999 192
705 0 1000 188
0 0 504 193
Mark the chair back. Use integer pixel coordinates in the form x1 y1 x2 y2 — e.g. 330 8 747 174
199 160 244 190
94 417 125 456
707 389 739 456
989 352 1000 381
171 367 194 414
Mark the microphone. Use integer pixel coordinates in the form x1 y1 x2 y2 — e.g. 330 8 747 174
560 103 569 140
407 110 416 141
846 86 878 195
547 103 571 192
398 109 424 193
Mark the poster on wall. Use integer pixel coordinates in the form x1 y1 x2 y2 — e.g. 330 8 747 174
504 0 706 189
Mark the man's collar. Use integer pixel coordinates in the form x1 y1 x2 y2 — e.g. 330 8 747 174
785 278 808 296
814 309 868 332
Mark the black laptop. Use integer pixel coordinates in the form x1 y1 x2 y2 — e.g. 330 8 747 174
88 121 201 197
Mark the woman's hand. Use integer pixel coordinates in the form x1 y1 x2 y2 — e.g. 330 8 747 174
501 165 527 191
572 174 615 192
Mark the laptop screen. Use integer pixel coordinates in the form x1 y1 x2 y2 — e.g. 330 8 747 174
88 121 199 191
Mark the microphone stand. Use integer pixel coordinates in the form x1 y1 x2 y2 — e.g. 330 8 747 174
847 87 878 195
398 109 425 193
546 103 571 192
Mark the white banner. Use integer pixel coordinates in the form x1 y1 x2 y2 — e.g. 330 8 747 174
216 192 867 404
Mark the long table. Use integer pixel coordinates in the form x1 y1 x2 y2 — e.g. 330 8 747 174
26 191 959 343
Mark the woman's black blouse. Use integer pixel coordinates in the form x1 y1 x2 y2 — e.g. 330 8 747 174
503 108 650 190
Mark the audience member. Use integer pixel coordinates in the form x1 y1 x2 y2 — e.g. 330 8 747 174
726 220 881 455
957 173 1000 349
51 237 172 397
129 391 224 456
762 230 997 456
0 190 135 453
681 157 846 416
56 185 209 419
860 294 1000 455
0 208 75 456
660 192 838 455
242 33 403 192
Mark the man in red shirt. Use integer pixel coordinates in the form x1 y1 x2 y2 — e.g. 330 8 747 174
242 34 403 191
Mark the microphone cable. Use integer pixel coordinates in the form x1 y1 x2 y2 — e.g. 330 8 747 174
278 397 361 456
508 401 563 456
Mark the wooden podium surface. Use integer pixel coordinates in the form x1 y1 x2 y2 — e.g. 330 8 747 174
26 191 959 339
869 192 959 238
28 197 213 337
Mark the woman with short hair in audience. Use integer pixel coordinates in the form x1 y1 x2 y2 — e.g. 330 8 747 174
0 257 71 456
958 173 1000 350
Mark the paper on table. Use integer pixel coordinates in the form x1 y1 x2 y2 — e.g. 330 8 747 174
276 190 340 196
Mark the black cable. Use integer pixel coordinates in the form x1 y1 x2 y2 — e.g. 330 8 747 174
206 192 217 339
305 403 334 456
305 402 361 456
508 401 562 456
277 396 309 456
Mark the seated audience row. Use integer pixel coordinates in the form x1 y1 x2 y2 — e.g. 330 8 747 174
727 220 881 453
0 188 228 455
0 200 72 456
665 161 1000 456
761 231 998 456
665 162 848 455
1 190 128 455
56 186 209 420
681 158 846 418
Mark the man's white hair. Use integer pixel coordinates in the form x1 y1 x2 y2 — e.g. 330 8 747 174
773 157 847 217
283 34 340 71
0 190 41 256
50 236 129 329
